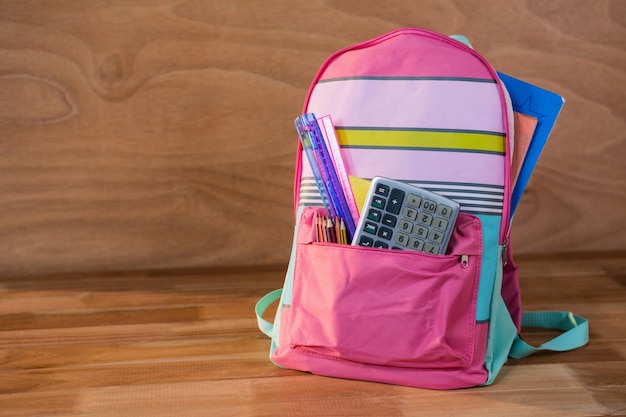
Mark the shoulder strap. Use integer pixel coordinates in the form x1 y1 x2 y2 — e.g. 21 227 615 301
509 311 588 359
255 289 282 338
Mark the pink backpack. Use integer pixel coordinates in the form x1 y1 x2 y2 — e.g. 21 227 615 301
256 28 588 389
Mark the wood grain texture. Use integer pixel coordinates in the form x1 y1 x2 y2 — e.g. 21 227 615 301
0 0 625 276
0 254 624 416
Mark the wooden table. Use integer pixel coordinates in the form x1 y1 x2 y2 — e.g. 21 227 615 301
1 252 624 416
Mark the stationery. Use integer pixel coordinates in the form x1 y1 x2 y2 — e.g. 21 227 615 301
318 115 360 223
315 213 348 244
295 113 356 239
498 72 565 219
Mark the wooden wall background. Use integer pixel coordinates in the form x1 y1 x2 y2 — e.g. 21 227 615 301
0 0 624 277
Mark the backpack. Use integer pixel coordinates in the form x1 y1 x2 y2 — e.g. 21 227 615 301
255 27 588 389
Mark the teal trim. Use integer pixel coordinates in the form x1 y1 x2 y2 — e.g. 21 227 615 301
450 34 474 49
280 207 306 307
483 246 518 385
267 207 305 361
484 297 517 384
475 214 502 322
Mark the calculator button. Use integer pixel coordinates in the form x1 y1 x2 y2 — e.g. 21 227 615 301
382 214 397 227
386 188 405 215
417 213 433 226
393 232 409 246
425 243 440 254
371 196 386 209
377 226 393 240
398 219 413 234
413 225 428 238
437 204 454 218
402 206 418 221
433 217 449 231
407 193 422 208
422 199 437 213
352 177 460 256
375 184 390 197
409 238 425 251
367 208 382 222
363 222 378 235
428 229 444 244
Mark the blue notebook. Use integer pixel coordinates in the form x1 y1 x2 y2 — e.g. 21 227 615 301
498 73 565 219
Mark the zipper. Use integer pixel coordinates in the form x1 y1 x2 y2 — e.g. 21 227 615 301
460 255 469 269
501 237 509 266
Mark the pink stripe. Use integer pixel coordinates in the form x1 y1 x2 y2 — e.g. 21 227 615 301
339 148 505 186
307 79 504 133
320 30 494 80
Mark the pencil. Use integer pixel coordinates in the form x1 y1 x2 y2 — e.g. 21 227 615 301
315 213 321 243
326 217 336 243
318 215 323 243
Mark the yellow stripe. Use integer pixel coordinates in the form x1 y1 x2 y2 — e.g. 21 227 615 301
336 129 505 154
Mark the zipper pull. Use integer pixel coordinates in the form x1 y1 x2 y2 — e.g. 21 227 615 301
461 255 469 269
502 238 509 267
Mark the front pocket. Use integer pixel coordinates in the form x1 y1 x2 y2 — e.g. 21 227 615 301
288 207 482 369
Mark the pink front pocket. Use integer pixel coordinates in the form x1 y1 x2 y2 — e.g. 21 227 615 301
287 207 482 370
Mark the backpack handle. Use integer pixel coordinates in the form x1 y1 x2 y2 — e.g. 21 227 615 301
509 311 589 359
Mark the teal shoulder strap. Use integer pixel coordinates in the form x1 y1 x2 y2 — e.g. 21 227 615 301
255 289 282 338
509 311 589 359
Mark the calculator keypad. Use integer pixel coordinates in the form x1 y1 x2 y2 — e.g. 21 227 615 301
352 177 460 255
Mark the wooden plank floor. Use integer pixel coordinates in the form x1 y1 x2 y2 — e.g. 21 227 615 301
1 253 624 416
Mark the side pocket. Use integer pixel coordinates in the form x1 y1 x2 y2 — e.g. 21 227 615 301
287 207 482 370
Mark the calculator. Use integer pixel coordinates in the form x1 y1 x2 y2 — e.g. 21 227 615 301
351 177 460 255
